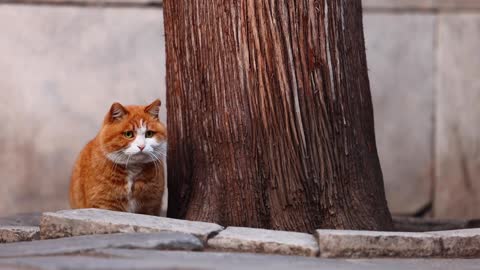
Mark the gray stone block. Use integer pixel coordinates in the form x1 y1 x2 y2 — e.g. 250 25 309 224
0 232 202 258
40 209 223 242
0 5 167 216
429 229 480 258
364 14 435 215
434 14 480 219
207 227 319 257
315 230 442 258
0 226 40 244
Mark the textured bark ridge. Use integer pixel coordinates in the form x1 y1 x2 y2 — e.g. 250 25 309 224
164 0 393 232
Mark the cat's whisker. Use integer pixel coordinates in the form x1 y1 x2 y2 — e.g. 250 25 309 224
153 153 165 178
152 159 160 180
152 158 160 179
125 154 132 170
147 152 161 179
109 152 125 180
109 155 119 180
150 151 162 162
153 149 167 159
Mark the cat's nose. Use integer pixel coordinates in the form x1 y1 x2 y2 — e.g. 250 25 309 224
138 145 145 151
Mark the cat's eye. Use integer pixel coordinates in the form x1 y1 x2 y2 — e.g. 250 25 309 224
123 131 134 139
145 130 156 138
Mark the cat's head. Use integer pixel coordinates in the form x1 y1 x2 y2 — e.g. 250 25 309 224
99 99 167 165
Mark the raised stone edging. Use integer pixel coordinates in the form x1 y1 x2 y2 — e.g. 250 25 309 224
40 209 223 242
315 229 480 258
34 209 480 258
207 227 319 257
316 230 442 258
429 229 480 258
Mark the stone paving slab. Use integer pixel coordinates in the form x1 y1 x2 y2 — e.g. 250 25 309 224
429 229 480 258
316 230 442 258
0 232 202 258
0 226 40 244
40 209 223 242
207 227 319 257
2 251 480 270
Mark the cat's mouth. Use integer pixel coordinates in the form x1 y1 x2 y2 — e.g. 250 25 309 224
130 152 149 159
107 150 159 165
126 151 157 163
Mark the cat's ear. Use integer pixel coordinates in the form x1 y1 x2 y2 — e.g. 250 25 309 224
145 99 161 120
109 102 128 121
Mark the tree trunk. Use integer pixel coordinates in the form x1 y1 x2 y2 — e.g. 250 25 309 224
164 0 393 232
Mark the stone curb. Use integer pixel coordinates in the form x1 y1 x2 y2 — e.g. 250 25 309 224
316 229 442 258
40 209 223 242
428 229 480 258
28 209 480 258
0 226 40 244
316 229 480 258
207 227 319 257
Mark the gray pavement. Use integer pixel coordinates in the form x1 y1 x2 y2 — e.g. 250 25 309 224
1 250 480 270
0 233 202 258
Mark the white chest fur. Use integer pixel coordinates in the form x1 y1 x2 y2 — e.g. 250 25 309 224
126 167 142 213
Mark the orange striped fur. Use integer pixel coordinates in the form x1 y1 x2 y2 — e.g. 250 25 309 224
69 99 167 216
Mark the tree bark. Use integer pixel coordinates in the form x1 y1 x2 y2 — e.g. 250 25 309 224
164 0 393 232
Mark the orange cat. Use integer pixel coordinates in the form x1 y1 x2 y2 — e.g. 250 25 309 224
69 99 167 216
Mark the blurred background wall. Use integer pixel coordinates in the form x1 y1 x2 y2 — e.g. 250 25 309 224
0 0 478 219
364 0 480 219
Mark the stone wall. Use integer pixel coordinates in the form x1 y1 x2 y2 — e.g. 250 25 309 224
0 0 478 218
364 0 480 218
